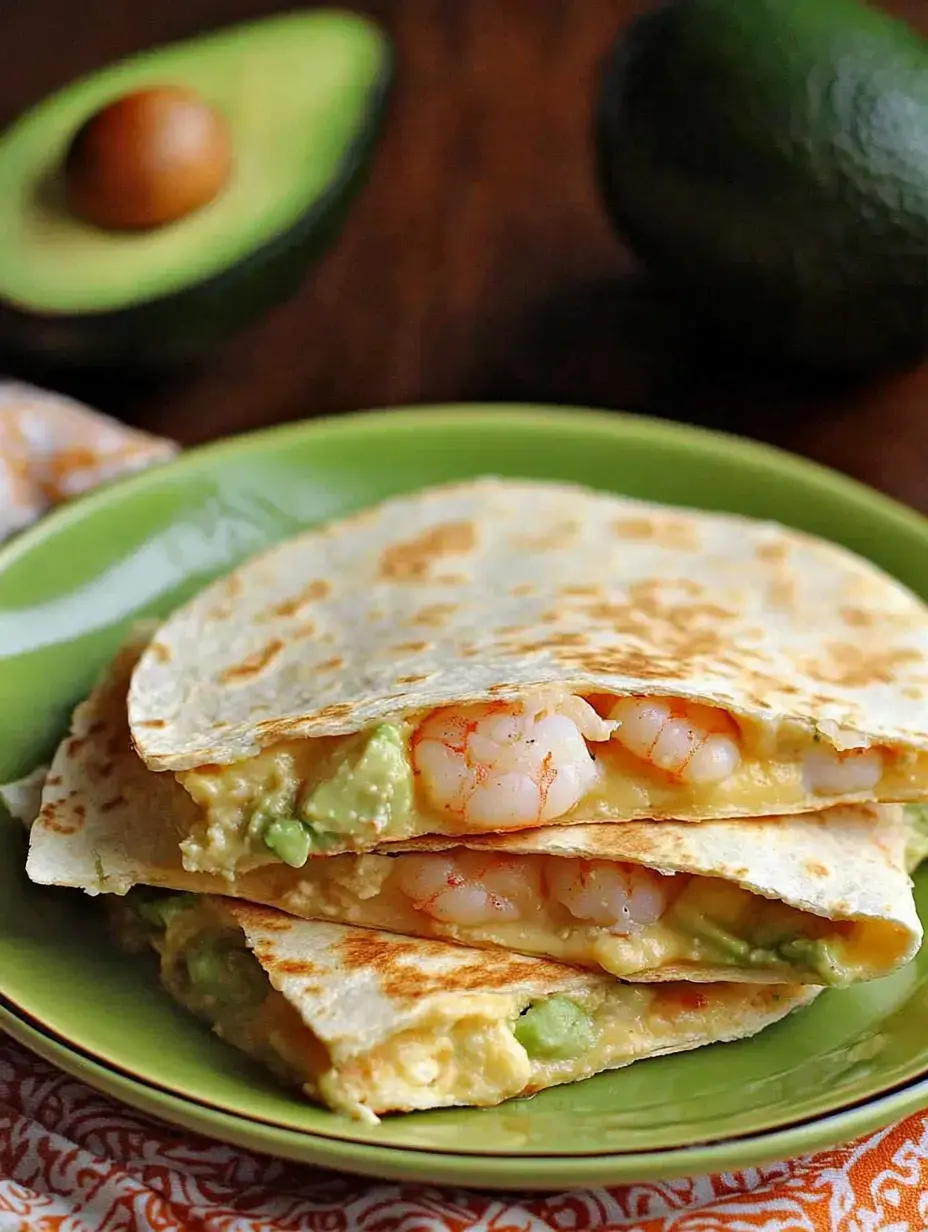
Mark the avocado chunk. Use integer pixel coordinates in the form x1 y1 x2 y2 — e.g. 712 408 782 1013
183 933 267 1008
263 816 313 869
776 936 851 986
596 0 928 372
299 723 414 846
514 996 596 1061
0 11 391 369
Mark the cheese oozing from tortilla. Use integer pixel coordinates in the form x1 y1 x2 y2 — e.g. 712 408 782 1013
172 691 920 877
107 893 818 1121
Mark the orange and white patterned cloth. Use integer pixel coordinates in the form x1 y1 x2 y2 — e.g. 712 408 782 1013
1 385 928 1230
2 1035 928 1231
0 381 176 543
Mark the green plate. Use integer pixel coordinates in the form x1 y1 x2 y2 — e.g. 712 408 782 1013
3 404 928 1189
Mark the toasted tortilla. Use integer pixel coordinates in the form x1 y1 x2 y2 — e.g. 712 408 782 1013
111 892 820 1121
26 633 923 986
128 480 928 808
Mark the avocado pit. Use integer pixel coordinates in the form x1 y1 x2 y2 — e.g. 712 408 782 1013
64 85 233 231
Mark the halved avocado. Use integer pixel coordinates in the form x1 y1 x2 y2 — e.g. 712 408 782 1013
0 11 391 369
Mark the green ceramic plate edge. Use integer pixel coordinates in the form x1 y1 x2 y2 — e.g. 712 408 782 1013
0 999 918 1190
3 404 928 1188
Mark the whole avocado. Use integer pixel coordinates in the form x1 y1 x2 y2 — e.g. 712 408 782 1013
596 0 928 372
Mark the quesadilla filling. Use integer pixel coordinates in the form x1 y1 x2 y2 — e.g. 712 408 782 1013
237 847 910 986
108 889 808 1121
174 689 919 877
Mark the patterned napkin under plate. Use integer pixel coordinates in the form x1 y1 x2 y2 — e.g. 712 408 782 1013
0 384 926 1232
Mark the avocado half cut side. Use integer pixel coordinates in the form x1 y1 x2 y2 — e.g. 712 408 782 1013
0 11 392 370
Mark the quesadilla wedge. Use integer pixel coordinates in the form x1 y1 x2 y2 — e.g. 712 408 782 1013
25 632 923 988
107 889 820 1121
125 479 928 875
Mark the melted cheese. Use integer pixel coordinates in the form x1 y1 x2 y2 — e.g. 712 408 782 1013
252 853 909 985
175 709 927 877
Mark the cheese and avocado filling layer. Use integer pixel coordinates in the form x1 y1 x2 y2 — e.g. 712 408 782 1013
231 847 905 985
109 890 729 1119
174 691 923 876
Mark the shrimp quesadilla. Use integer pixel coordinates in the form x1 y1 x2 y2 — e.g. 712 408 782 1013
25 633 922 987
106 890 819 1121
125 479 928 875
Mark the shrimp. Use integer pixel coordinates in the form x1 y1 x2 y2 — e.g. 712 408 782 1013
411 692 612 828
609 696 741 785
803 745 884 795
393 850 543 925
544 857 672 933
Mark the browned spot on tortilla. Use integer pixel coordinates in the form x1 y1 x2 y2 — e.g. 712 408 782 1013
613 516 700 551
93 760 115 781
397 674 430 685
316 657 344 672
460 645 479 657
46 774 62 787
272 958 320 977
903 686 923 700
268 580 330 619
434 573 468 585
768 579 796 610
137 718 167 729
487 683 513 694
840 607 877 628
292 622 317 640
220 638 285 684
67 736 86 757
497 625 530 636
224 573 243 598
150 642 171 664
379 521 477 582
804 860 829 878
756 541 789 562
38 802 80 835
549 647 684 680
207 605 232 621
411 604 458 629
392 640 432 654
86 720 106 736
809 644 922 689
317 703 354 719
334 932 561 999
100 795 127 813
510 583 535 597
367 610 385 623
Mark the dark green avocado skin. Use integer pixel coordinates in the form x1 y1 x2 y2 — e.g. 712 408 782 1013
0 53 392 372
596 0 928 374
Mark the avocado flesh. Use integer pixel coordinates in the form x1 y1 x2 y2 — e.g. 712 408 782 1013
596 0 928 372
0 11 390 367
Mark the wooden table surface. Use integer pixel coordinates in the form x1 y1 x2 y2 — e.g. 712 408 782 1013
3 0 928 511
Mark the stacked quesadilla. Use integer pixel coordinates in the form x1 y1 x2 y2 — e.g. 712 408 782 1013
18 478 928 1122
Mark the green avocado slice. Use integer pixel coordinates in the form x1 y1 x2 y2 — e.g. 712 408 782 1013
0 11 391 367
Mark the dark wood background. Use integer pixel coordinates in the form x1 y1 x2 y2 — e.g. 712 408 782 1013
3 0 928 510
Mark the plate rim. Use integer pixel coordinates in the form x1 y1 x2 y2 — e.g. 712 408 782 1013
0 998 912 1191
4 402 928 575
4 401 928 1186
